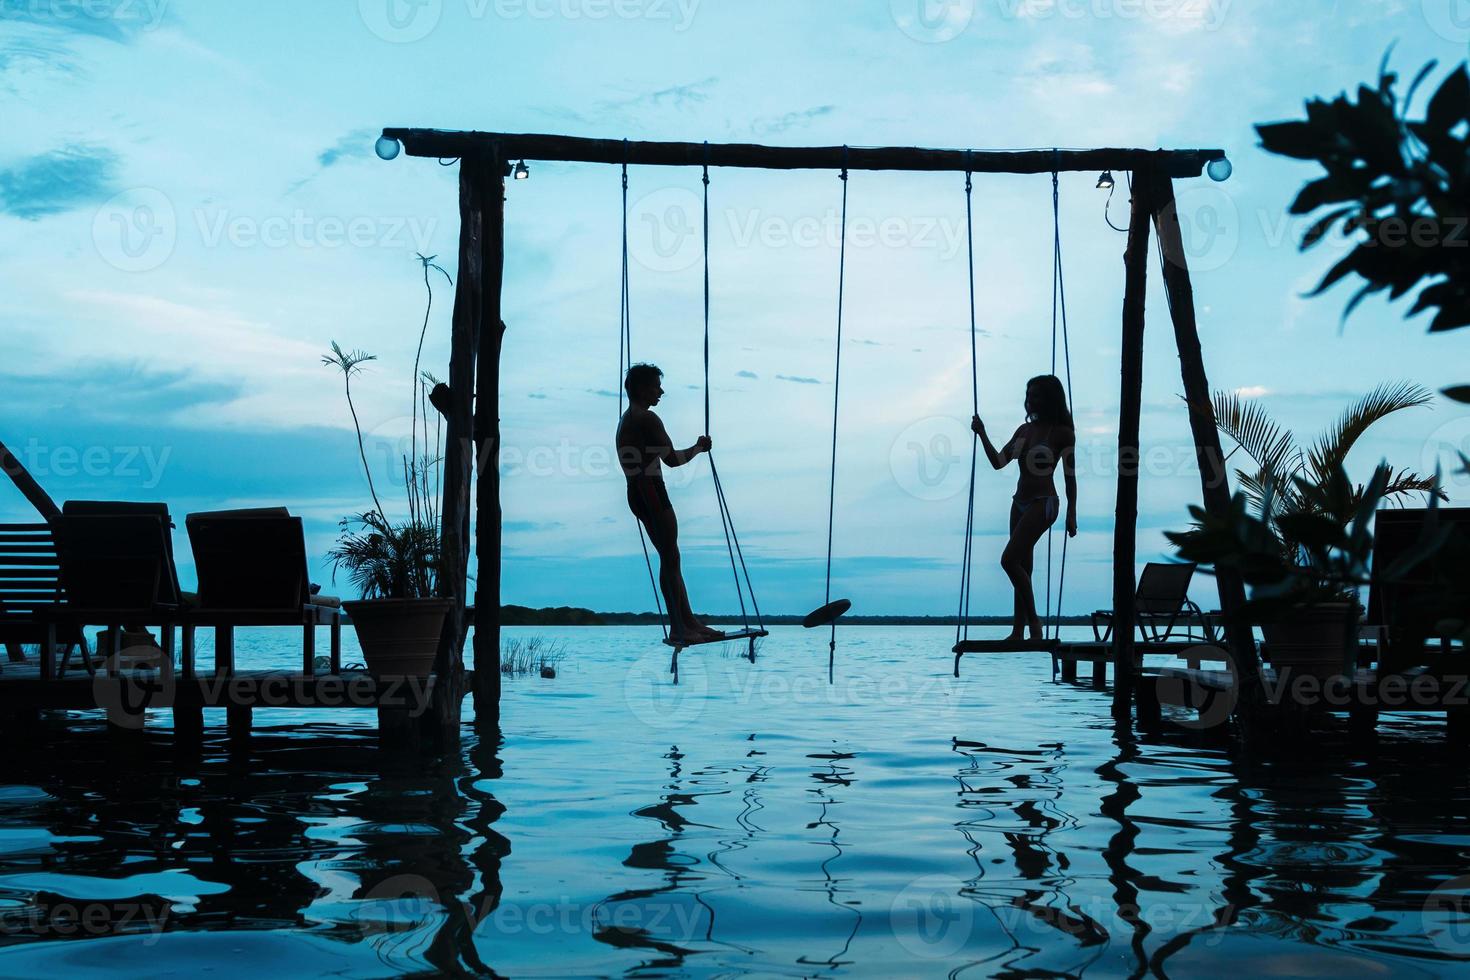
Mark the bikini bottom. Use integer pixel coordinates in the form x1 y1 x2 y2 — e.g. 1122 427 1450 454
1013 494 1060 524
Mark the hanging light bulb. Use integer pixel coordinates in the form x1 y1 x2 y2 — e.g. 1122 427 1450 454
1096 170 1115 190
1207 156 1234 182
513 160 530 180
374 135 402 161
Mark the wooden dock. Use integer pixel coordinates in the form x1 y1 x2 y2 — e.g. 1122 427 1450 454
0 657 469 743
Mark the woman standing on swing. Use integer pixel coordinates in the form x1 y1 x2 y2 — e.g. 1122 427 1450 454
971 375 1078 643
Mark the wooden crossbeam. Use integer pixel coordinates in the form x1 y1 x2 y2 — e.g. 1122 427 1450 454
381 129 1225 178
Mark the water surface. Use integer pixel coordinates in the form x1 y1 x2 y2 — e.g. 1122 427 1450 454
0 626 1467 977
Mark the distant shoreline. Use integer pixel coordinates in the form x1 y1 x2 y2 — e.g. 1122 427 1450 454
490 605 1093 627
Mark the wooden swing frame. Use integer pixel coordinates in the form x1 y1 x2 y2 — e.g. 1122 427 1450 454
378 128 1262 726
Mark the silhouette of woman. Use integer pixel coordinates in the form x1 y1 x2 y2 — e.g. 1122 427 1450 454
972 375 1078 643
617 363 721 644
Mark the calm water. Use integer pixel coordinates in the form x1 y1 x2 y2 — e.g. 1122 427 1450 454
1 625 1468 977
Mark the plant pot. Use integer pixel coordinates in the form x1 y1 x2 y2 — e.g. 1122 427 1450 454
1260 601 1358 684
342 598 452 678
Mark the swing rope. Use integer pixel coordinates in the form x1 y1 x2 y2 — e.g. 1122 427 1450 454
1044 167 1076 640
620 153 668 640
956 162 980 648
823 153 850 669
702 150 763 637
956 161 1073 646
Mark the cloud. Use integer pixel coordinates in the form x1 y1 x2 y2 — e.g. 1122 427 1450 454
776 374 820 385
587 388 618 398
736 370 758 379
0 145 119 219
752 105 835 136
2 1 171 42
537 78 719 125
318 129 375 169
1234 385 1270 398
528 392 548 400
0 362 243 422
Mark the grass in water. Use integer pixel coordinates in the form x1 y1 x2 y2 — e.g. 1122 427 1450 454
500 636 567 677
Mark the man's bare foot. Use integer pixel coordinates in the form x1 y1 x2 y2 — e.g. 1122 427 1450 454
1003 628 1026 644
1027 619 1045 643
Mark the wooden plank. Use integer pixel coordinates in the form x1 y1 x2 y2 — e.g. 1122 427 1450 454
1113 166 1154 720
382 130 1226 178
1149 171 1264 716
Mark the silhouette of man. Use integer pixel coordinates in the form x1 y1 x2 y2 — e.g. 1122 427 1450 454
616 363 721 644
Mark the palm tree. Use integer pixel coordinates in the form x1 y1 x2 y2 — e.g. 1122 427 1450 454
1207 380 1445 565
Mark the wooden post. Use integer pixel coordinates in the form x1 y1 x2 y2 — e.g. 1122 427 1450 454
432 155 488 734
1112 168 1154 720
0 439 60 521
1149 170 1263 710
472 157 506 721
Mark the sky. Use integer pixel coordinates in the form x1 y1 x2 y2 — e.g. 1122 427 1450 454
2 0 1468 617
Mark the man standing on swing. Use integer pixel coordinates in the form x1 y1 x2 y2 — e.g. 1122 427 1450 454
617 363 723 644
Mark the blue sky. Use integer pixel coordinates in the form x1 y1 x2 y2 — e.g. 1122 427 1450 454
3 0 1468 616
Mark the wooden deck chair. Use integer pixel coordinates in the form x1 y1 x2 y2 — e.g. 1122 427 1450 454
184 508 342 675
185 508 339 610
0 522 89 672
1369 507 1470 672
51 502 183 676
1091 562 1215 644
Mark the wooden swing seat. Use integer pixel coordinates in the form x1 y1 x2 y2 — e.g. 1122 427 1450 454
664 628 768 652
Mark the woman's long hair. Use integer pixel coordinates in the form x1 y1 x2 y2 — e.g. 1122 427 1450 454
1026 375 1074 428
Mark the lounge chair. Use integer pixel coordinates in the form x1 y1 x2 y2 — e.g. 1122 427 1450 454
184 508 342 676
1367 506 1470 672
1091 562 1216 644
46 501 182 678
0 521 89 672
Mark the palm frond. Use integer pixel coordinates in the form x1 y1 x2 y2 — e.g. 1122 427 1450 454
1307 381 1435 481
1374 467 1449 506
1210 389 1301 478
322 341 376 376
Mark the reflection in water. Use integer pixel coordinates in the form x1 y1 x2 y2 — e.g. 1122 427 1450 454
0 626 1467 976
797 748 862 972
951 738 1106 976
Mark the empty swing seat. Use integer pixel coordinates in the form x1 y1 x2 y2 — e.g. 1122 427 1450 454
952 638 1061 654
663 628 768 651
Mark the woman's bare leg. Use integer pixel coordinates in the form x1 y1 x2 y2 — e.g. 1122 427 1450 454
1001 500 1057 642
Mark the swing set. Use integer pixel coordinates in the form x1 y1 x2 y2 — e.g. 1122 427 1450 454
377 128 1262 722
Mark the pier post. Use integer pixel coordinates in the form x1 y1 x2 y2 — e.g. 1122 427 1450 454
472 153 506 722
1112 166 1153 721
1149 169 1262 716
434 154 491 738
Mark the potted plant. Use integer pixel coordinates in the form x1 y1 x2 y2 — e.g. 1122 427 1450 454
323 256 454 678
1169 383 1444 682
